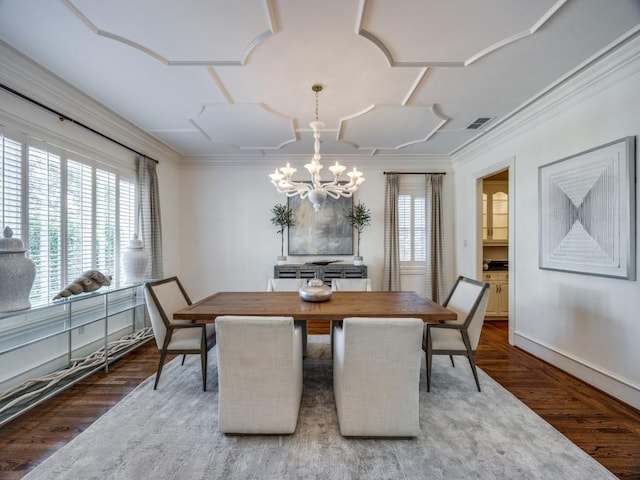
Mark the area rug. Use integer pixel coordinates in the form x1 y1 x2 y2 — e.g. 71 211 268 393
22 336 614 480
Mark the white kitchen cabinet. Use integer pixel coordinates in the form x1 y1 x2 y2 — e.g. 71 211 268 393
483 271 508 318
483 181 508 244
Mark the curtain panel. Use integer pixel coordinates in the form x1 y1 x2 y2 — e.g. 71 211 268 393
136 155 164 280
383 173 401 290
425 174 446 303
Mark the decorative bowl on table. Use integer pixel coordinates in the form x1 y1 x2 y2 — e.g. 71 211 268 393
299 277 332 302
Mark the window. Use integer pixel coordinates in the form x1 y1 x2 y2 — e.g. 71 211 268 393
0 134 22 238
398 177 426 264
0 128 136 307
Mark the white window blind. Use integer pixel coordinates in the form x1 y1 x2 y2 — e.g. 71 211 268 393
95 168 117 278
398 178 426 264
67 159 94 281
0 134 23 237
0 128 136 307
27 143 62 304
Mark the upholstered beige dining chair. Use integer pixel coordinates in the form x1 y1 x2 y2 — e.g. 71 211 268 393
266 278 308 355
333 317 424 437
423 276 490 392
144 277 216 391
330 278 372 291
329 278 373 354
215 315 303 434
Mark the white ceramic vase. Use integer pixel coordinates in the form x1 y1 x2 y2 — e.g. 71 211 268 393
277 255 287 265
0 226 36 313
122 235 148 283
353 255 364 266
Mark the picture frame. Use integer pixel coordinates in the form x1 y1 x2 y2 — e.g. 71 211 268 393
288 194 353 255
538 136 636 279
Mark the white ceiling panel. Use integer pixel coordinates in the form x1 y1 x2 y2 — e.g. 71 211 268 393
192 104 295 149
340 105 447 149
360 0 561 64
65 0 273 64
1 0 639 159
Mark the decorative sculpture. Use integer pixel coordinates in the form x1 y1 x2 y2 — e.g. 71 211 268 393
53 270 112 300
0 226 36 313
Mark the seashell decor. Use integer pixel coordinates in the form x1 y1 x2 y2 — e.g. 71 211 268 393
53 269 112 300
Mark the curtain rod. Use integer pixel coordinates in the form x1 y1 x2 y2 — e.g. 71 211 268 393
383 171 446 175
1 83 159 164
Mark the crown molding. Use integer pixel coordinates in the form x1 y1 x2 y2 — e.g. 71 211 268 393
180 154 452 171
0 41 183 168
452 28 640 167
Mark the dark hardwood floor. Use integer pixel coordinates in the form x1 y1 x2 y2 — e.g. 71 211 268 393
1 321 639 479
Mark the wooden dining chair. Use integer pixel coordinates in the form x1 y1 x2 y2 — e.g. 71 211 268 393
144 277 216 391
423 276 490 392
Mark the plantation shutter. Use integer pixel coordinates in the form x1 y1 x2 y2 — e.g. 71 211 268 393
0 131 23 237
27 141 63 304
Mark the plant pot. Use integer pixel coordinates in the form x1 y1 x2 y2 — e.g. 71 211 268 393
277 255 287 265
353 256 363 266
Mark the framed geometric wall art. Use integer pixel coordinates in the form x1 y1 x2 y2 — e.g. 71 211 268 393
539 136 636 279
288 193 353 256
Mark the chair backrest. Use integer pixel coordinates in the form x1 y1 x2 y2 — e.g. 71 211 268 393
339 317 424 383
144 277 192 349
331 278 372 291
215 316 296 383
266 278 305 292
442 276 490 348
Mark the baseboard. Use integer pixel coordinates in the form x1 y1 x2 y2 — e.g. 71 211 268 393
514 331 640 411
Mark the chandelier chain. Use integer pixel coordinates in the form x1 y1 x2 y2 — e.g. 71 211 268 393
314 89 319 121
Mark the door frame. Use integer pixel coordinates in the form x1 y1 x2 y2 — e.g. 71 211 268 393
474 157 515 345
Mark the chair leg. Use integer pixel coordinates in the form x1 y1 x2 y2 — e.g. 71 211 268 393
154 350 168 390
294 320 307 358
426 347 432 392
467 354 481 392
201 349 207 391
449 355 455 367
181 354 187 365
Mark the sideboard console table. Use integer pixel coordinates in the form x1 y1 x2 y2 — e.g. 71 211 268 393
274 263 367 286
0 283 150 426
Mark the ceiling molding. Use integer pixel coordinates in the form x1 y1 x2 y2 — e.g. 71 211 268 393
356 0 568 68
0 41 182 166
402 68 429 106
452 30 640 167
3 1 639 160
62 0 276 66
180 153 453 171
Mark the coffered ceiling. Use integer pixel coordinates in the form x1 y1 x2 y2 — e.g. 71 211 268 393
1 0 639 160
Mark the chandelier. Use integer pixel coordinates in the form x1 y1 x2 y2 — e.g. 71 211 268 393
269 84 365 212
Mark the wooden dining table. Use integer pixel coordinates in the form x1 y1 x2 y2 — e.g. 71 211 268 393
173 291 456 323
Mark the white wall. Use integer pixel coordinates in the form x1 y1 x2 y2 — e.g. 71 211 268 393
452 36 640 408
175 158 455 301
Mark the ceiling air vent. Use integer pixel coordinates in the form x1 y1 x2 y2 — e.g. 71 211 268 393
466 117 493 130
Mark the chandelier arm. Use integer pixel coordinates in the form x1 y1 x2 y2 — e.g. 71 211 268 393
283 180 313 192
324 190 343 200
326 186 355 197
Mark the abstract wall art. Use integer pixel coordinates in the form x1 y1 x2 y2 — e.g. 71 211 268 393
539 136 636 279
288 193 353 256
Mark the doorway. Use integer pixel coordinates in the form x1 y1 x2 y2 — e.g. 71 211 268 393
481 170 510 323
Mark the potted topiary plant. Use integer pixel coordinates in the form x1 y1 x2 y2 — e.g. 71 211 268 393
270 203 295 265
345 200 371 266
